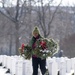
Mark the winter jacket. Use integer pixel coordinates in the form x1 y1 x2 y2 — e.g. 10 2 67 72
29 34 42 58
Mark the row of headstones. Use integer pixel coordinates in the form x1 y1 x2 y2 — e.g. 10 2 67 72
0 55 75 75
0 55 33 75
47 57 75 75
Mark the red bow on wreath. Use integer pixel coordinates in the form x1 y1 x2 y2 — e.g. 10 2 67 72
40 41 46 49
21 43 25 53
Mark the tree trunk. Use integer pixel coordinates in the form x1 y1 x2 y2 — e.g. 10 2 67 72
9 34 12 56
15 23 20 55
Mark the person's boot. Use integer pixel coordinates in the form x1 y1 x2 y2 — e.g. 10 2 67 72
44 69 49 75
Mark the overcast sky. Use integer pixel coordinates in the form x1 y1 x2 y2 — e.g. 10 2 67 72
54 0 75 6
0 0 75 7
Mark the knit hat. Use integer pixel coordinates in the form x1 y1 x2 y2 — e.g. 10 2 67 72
32 26 40 34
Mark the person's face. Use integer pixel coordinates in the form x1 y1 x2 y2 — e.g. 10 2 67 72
33 33 39 38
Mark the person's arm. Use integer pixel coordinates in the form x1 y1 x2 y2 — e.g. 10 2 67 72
29 37 34 47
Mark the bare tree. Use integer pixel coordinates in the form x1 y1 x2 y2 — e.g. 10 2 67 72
71 5 75 33
0 0 62 55
35 0 62 38
0 0 29 55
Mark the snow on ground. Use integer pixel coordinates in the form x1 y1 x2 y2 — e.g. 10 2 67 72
0 67 11 75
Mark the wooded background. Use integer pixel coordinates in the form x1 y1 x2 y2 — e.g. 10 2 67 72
0 0 75 57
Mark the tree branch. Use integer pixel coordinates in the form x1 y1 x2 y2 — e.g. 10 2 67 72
47 0 62 36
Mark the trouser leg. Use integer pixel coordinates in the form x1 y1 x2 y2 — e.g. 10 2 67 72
39 58 46 75
32 57 38 75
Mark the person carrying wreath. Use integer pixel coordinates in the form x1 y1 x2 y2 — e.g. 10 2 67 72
29 26 47 75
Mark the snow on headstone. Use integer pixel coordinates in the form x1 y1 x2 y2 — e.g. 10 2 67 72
11 57 19 75
3 55 7 67
23 60 32 75
16 60 23 75
59 60 66 75
47 58 58 75
6 56 12 71
71 58 75 70
65 58 71 73
0 55 3 64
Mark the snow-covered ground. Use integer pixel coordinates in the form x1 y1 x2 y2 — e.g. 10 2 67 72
0 55 75 75
0 67 11 75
